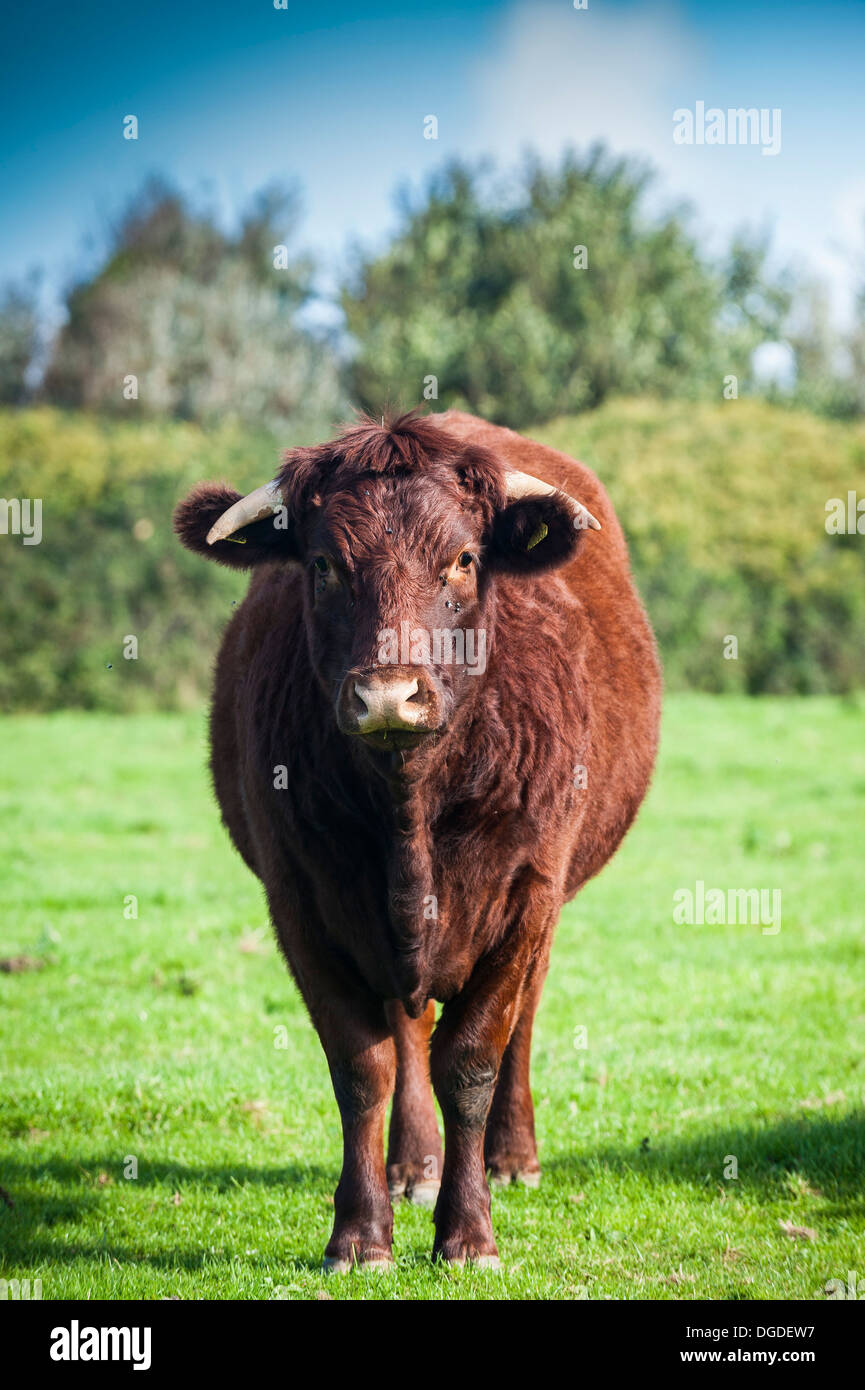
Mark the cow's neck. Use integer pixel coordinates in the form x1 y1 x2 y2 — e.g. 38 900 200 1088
356 674 489 1013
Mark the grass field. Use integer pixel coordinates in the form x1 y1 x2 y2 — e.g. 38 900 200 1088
1 694 863 1301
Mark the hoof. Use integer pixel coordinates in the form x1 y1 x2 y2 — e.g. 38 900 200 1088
388 1167 441 1208
322 1251 393 1274
388 1160 442 1207
434 1233 501 1269
487 1161 540 1188
444 1252 501 1270
407 1178 440 1208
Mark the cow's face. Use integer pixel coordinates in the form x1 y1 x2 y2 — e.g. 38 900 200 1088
303 472 490 750
175 415 599 757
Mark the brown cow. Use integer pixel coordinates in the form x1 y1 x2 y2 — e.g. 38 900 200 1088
174 410 661 1270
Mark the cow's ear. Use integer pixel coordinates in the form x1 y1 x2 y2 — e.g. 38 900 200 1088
487 492 585 574
173 483 300 570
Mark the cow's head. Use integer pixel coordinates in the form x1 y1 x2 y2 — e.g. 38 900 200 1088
175 414 599 757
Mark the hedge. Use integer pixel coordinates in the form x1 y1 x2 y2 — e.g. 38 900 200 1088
0 400 863 710
536 399 865 694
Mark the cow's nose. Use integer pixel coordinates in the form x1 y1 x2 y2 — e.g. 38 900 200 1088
354 675 419 727
337 666 444 738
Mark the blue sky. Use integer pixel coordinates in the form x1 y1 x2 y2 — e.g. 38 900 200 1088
2 0 864 325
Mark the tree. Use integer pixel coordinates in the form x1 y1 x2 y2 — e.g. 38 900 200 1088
786 231 865 421
341 148 790 427
0 273 41 405
44 180 344 435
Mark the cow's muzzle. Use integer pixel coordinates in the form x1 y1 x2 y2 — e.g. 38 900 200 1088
336 665 444 745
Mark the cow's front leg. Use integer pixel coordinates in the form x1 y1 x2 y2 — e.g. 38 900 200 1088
315 994 396 1272
429 942 545 1267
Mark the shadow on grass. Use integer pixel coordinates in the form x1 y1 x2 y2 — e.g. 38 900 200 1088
0 1156 333 1192
546 1109 865 1216
0 1158 337 1274
2 1111 862 1274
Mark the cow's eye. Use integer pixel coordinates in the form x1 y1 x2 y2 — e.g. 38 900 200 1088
312 556 329 574
458 551 473 569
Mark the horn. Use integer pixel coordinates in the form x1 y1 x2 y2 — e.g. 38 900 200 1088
206 480 284 545
503 468 601 531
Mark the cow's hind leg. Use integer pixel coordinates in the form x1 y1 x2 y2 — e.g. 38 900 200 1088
484 964 546 1187
385 999 443 1207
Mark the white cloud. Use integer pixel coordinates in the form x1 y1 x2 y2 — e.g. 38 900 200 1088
468 0 703 168
811 178 865 327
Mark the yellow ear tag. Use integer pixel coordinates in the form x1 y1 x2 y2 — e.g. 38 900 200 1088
526 520 548 552
226 535 247 544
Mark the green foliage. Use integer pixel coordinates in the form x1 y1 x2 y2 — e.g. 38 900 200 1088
42 180 345 436
1 697 863 1297
536 398 865 693
0 274 40 406
787 278 865 420
342 151 790 428
0 408 287 712
1 398 863 711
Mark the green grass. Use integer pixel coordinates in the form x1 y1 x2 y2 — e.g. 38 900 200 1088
1 695 863 1300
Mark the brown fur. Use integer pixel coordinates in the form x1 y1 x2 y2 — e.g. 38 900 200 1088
174 410 661 1267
